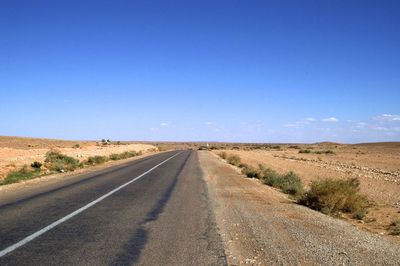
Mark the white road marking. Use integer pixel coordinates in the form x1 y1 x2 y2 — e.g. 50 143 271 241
0 152 182 258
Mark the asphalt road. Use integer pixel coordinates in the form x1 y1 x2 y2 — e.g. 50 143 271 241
0 150 226 265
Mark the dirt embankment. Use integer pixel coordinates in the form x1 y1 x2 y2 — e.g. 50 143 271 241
212 143 400 239
200 151 400 265
0 136 157 180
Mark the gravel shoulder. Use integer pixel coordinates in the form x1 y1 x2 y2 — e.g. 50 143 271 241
199 151 400 265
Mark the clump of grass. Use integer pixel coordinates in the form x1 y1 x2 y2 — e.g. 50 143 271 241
45 150 80 172
1 165 37 185
86 155 108 165
121 151 139 158
219 152 228 160
299 149 311 154
110 151 140 161
389 220 400 235
241 164 261 178
73 144 81 149
298 178 368 215
227 155 241 166
262 170 303 196
109 153 122 160
314 150 335 155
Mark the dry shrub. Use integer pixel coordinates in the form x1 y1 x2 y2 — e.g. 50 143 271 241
389 220 400 235
86 155 108 165
227 155 241 166
241 164 261 178
219 152 228 160
298 178 368 215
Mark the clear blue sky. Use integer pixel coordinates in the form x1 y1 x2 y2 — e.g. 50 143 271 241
1 0 399 143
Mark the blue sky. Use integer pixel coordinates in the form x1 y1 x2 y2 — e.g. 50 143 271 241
1 0 399 143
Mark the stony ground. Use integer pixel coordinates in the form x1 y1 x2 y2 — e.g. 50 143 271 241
200 151 400 265
212 143 400 238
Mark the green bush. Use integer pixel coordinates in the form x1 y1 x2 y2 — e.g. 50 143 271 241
227 155 241 166
279 172 304 196
261 168 281 186
298 178 368 215
299 149 311 154
45 150 80 172
87 155 108 165
262 170 303 196
1 165 37 185
389 220 400 235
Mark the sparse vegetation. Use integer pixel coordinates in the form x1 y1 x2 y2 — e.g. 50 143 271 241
227 155 241 166
314 150 335 155
73 144 81 149
388 219 400 235
86 155 108 165
45 150 80 172
109 153 122 160
218 154 303 196
218 152 228 160
288 145 300 149
298 178 368 216
299 149 335 155
262 170 303 196
241 164 261 178
0 165 37 185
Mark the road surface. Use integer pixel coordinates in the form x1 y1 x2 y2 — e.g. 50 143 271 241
0 151 226 265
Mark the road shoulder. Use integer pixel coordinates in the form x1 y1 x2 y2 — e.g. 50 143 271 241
199 151 400 265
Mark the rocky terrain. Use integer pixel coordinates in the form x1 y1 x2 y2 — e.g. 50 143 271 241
212 142 400 240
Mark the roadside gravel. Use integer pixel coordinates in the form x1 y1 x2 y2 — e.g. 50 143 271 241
199 151 400 265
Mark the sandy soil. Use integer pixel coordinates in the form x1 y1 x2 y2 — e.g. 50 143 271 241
0 136 157 180
212 143 400 238
200 151 400 265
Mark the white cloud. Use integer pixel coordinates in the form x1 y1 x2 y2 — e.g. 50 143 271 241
205 122 215 126
283 117 316 128
322 117 339 122
373 114 400 122
160 123 168 126
372 126 389 131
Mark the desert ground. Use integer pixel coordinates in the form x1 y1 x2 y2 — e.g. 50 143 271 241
0 136 157 180
1 137 399 239
212 142 400 239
